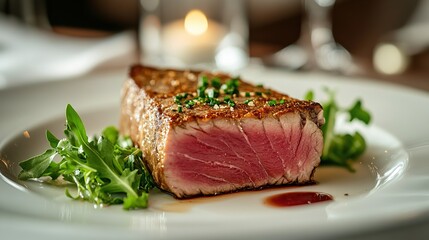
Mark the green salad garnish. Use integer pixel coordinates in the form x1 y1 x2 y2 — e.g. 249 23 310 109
18 104 156 210
305 89 371 171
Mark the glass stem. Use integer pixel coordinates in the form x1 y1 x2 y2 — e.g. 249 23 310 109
305 0 336 48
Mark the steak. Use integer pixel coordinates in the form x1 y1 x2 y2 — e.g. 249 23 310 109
120 65 324 198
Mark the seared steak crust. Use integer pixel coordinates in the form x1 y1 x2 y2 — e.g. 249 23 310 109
120 65 324 198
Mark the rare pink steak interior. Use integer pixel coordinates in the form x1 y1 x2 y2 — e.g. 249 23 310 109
120 65 324 198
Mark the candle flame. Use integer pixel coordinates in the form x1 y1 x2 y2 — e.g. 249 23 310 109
184 10 208 36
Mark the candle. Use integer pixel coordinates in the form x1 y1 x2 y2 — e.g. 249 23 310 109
162 9 226 64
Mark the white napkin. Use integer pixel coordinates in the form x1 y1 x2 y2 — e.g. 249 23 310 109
0 14 137 89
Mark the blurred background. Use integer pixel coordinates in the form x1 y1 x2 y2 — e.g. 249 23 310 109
1 0 428 90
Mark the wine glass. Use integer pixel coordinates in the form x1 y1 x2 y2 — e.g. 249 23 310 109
265 0 357 74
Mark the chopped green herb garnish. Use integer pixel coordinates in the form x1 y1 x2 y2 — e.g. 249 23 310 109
199 75 209 88
222 96 235 107
177 105 183 113
227 100 235 107
18 105 156 210
174 93 189 104
175 75 242 111
207 97 220 106
211 77 221 90
206 88 219 98
267 100 277 106
244 99 252 104
245 92 251 97
255 92 262 96
197 86 206 98
221 78 240 95
185 99 195 108
279 99 285 104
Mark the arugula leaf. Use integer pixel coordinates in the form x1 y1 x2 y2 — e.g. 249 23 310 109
46 130 60 148
304 90 314 101
18 149 57 180
306 90 371 171
18 104 156 210
348 100 371 124
320 90 338 161
321 132 366 171
102 126 119 144
65 104 88 146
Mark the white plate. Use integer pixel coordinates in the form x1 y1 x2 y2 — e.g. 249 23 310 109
1 66 429 240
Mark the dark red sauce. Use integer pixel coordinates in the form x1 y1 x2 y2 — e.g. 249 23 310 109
264 191 333 207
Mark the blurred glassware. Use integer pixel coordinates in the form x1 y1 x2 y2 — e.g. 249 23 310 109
264 0 357 74
139 0 248 72
373 0 429 75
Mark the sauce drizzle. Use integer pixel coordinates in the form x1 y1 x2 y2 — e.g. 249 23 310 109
264 191 333 207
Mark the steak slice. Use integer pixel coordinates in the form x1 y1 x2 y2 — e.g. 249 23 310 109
120 65 324 198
